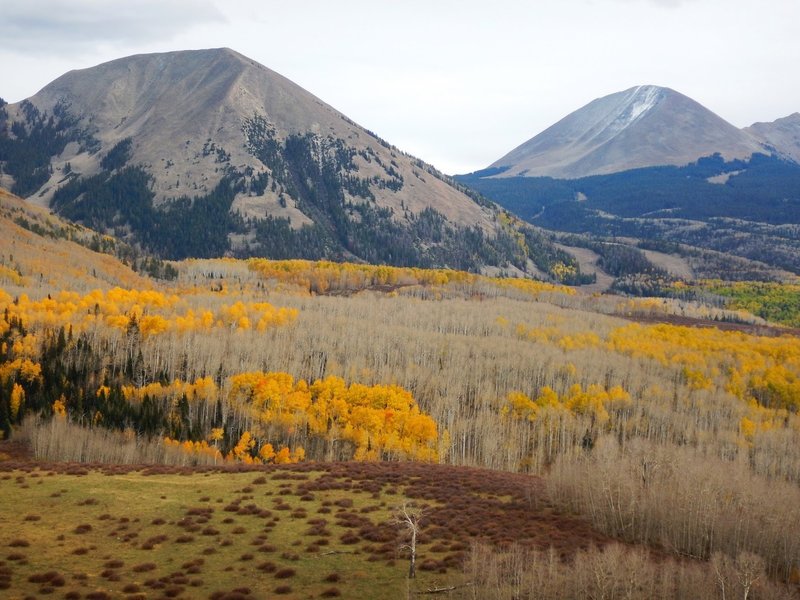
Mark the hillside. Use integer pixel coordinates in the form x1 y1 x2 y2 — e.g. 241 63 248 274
0 187 158 290
489 85 766 179
0 49 580 278
2 201 800 596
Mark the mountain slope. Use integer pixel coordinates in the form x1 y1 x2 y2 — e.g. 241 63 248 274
0 187 151 290
1 48 578 275
490 86 766 179
746 112 800 164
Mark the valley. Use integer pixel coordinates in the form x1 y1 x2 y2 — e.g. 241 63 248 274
2 47 800 599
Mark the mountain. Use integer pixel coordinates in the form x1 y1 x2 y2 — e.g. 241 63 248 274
746 113 800 164
489 85 767 179
0 48 579 277
457 86 800 279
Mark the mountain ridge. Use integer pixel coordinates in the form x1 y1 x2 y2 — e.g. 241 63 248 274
745 112 800 164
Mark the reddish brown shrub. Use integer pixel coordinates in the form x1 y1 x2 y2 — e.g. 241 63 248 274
339 532 360 545
257 561 276 573
104 559 124 569
174 535 194 543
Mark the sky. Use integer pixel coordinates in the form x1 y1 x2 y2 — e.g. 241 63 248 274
1 0 798 175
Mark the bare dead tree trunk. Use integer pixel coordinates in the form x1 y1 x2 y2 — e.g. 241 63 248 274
393 501 424 579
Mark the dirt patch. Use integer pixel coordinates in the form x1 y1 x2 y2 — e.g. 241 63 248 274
641 249 694 279
556 244 614 292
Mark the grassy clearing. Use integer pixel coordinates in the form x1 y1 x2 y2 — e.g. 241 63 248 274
0 458 608 599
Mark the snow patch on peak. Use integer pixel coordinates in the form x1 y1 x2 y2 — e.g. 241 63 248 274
579 85 665 148
627 85 662 123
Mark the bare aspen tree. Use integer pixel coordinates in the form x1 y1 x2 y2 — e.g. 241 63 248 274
735 552 765 600
712 552 732 600
393 501 424 579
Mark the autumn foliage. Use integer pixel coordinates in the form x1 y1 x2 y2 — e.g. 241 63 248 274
228 372 439 462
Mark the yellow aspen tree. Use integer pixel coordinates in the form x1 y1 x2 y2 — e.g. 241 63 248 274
52 396 67 418
10 383 24 420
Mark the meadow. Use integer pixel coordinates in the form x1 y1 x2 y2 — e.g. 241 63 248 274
0 456 609 599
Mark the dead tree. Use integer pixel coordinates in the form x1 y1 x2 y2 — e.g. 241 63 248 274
393 501 424 579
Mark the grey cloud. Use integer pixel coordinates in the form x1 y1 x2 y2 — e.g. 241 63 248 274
0 1 224 54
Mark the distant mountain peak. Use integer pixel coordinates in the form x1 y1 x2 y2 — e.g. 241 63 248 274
489 85 767 179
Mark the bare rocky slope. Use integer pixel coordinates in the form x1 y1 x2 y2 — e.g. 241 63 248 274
746 112 800 164
489 85 768 179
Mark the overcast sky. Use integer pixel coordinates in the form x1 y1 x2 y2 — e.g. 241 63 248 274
1 0 798 174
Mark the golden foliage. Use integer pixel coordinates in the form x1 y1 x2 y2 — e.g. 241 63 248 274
0 287 298 342
10 383 24 419
163 437 222 462
0 358 42 384
503 384 631 426
247 258 573 298
52 396 67 418
608 322 800 411
228 371 439 462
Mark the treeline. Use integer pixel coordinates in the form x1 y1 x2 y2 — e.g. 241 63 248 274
52 166 245 259
2 98 591 279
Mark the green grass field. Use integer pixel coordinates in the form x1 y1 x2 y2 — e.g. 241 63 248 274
0 458 608 599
